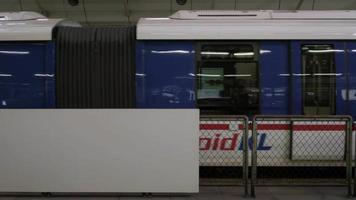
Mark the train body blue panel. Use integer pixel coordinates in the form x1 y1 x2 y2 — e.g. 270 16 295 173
136 41 196 108
346 42 356 118
1 39 355 118
290 41 303 115
0 42 55 108
260 41 290 114
333 42 348 115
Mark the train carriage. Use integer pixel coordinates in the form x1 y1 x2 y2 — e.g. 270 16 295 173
136 10 356 170
1 10 356 169
137 10 356 118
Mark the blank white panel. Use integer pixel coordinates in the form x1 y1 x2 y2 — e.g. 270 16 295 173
0 109 199 193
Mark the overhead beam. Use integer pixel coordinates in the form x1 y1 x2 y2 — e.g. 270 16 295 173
18 0 23 11
35 0 49 17
82 0 89 25
123 0 130 24
296 0 304 10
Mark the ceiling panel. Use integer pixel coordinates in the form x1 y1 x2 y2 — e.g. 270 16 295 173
213 0 236 10
0 0 21 11
314 0 356 10
85 0 125 11
192 0 214 10
21 0 41 12
236 0 280 10
36 0 68 12
129 0 170 11
279 0 313 10
1 0 356 26
171 0 193 11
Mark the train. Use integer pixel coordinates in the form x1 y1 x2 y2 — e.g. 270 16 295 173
1 10 356 170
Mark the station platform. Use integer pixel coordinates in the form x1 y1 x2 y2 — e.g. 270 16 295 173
0 186 349 200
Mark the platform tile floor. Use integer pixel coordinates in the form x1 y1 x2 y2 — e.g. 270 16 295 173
0 186 351 200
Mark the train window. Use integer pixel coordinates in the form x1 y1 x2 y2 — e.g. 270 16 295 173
197 43 259 115
302 45 336 115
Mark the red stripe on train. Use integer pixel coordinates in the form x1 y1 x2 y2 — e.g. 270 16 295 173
200 124 230 130
201 124 351 131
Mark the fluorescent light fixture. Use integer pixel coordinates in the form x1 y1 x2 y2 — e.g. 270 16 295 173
201 51 229 55
146 18 170 20
308 49 344 53
233 52 254 56
135 73 146 77
0 74 12 77
0 51 29 55
151 50 189 54
196 73 221 77
224 74 252 77
313 73 342 76
191 73 251 77
260 50 271 54
293 73 311 76
279 74 290 76
34 74 54 77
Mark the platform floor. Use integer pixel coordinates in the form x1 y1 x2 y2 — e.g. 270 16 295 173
0 186 350 200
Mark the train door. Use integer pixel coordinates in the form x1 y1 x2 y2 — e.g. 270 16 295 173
290 41 346 115
196 42 259 116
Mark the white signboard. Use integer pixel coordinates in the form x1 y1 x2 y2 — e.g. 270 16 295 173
0 109 199 193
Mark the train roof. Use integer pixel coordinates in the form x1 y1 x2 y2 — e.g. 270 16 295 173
0 12 80 41
137 10 356 40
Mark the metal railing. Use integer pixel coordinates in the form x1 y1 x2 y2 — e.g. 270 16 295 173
250 115 353 198
199 115 249 196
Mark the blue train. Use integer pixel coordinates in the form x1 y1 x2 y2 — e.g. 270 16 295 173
2 10 356 118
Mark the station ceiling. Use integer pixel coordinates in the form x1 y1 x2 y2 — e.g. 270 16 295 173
1 0 356 26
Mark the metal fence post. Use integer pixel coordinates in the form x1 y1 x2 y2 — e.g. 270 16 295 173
199 115 250 194
352 119 356 198
242 116 249 197
346 116 352 197
251 116 257 198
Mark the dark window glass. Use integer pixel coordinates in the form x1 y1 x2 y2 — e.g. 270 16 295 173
197 44 259 116
302 45 336 115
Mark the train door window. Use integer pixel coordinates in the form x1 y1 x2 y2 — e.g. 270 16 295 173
302 45 336 115
197 43 259 115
